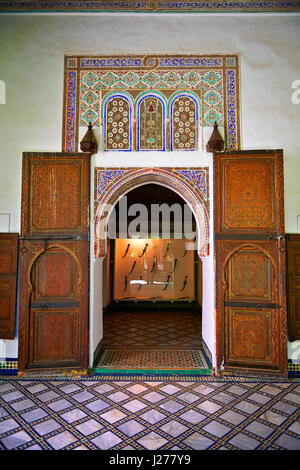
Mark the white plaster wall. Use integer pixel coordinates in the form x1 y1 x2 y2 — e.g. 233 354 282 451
0 13 300 361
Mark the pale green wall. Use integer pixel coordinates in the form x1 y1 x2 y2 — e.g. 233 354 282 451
0 13 299 360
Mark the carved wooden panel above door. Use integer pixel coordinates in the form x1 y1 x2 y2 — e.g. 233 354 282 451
0 233 18 339
214 150 287 377
21 152 90 238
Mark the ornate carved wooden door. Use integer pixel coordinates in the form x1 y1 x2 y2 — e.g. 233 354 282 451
0 233 18 339
214 150 287 376
19 152 90 372
286 234 300 341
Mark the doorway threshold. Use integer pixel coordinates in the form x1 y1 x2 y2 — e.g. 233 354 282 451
93 347 211 376
92 367 212 376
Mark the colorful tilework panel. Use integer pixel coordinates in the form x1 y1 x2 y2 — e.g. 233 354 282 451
63 54 240 151
0 376 299 450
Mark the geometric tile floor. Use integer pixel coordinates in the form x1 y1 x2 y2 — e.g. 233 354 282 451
1 375 299 450
103 309 202 349
96 348 208 370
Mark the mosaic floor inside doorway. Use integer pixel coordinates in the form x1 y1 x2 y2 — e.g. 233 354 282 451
0 375 299 450
97 308 209 373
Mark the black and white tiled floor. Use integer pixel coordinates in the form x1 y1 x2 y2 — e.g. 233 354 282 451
0 376 299 450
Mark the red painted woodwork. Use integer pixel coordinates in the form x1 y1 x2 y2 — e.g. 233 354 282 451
21 152 90 237
286 234 300 341
214 150 287 376
0 233 18 339
18 240 89 371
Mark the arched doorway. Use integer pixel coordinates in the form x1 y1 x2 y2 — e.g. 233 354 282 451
91 168 214 373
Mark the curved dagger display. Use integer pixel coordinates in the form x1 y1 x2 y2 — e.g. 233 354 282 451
171 258 178 273
162 274 171 291
128 260 136 274
150 256 157 273
121 243 130 258
163 242 171 257
180 275 188 291
138 242 148 257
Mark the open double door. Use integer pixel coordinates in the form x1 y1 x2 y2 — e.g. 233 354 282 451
17 149 287 376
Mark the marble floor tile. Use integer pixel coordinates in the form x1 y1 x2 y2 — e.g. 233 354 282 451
107 391 130 403
71 391 95 403
197 400 222 413
122 399 147 412
100 408 127 424
91 431 122 450
247 392 272 405
213 392 236 404
177 391 199 404
21 408 48 423
183 432 214 450
126 384 148 394
245 421 274 438
287 422 300 435
58 384 82 394
142 391 165 403
158 384 180 394
139 409 166 425
203 420 231 438
10 399 35 412
47 399 73 412
259 410 287 425
137 431 168 450
85 398 110 412
75 418 103 435
272 401 297 415
2 391 25 402
117 419 146 437
234 400 259 414
219 410 247 425
1 430 32 450
159 399 185 413
229 432 260 450
0 417 20 434
193 384 215 396
33 418 61 436
37 391 60 403
26 384 49 394
274 433 300 450
46 430 78 450
179 409 206 424
283 392 300 405
61 408 87 423
159 420 188 437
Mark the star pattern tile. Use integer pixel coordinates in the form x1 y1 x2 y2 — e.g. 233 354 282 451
0 375 299 450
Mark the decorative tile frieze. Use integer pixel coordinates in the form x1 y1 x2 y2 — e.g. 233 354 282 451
63 54 240 151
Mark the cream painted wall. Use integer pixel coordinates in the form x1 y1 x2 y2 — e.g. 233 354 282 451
0 13 300 362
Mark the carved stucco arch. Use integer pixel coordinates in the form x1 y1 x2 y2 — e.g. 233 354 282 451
94 167 210 258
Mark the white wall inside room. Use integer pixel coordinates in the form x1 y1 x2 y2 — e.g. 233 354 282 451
0 12 300 361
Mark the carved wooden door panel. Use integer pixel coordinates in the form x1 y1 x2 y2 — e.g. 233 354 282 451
21 152 90 238
0 233 18 339
286 234 300 341
18 240 88 371
214 150 287 376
